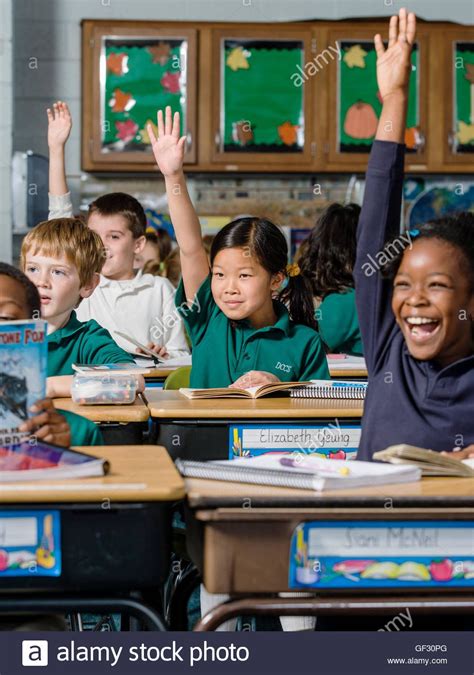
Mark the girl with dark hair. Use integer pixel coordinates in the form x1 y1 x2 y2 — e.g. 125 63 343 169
353 9 473 463
298 203 363 356
148 108 329 390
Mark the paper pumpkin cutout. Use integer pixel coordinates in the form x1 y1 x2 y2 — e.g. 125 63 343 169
343 45 368 69
109 88 136 113
278 121 299 146
148 42 171 65
232 120 254 145
343 101 378 139
115 119 139 143
456 121 474 145
140 119 158 145
161 71 181 94
226 46 250 72
107 52 129 76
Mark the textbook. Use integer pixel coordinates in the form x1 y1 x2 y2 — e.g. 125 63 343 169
0 319 47 445
289 380 367 399
176 453 421 491
0 442 109 481
114 331 166 364
374 444 474 477
179 381 311 399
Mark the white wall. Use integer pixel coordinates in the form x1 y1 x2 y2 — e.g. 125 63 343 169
0 0 12 262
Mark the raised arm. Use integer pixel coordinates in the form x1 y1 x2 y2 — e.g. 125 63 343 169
148 107 209 302
354 9 415 371
47 101 72 198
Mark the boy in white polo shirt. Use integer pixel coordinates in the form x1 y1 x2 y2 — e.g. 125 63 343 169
46 101 189 359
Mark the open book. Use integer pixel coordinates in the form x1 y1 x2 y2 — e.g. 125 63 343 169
0 442 109 482
179 381 310 399
374 444 474 477
176 453 421 491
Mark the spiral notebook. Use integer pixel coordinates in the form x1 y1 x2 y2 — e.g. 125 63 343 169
290 380 368 399
176 454 420 492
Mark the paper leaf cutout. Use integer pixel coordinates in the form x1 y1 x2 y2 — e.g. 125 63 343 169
148 42 171 65
456 121 474 145
232 120 254 145
465 63 474 85
161 71 181 94
140 119 158 145
226 46 250 71
107 52 129 76
343 45 368 69
109 88 136 113
115 119 139 143
278 121 298 146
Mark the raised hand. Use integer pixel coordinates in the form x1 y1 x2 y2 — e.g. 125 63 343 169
47 101 72 150
375 8 416 101
148 107 186 178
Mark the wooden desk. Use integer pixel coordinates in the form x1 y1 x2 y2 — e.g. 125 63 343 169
147 390 363 461
330 368 368 379
184 476 474 630
0 446 184 630
54 397 150 423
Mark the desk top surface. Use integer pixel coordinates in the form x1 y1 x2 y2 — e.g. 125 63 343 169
329 368 368 378
185 476 474 512
54 396 150 423
0 446 184 504
146 390 364 419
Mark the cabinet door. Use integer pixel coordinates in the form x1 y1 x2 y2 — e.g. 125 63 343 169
442 28 474 168
82 21 197 172
210 27 316 168
326 25 429 171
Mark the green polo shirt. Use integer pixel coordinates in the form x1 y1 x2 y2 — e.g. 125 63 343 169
47 311 134 377
176 276 329 388
58 409 104 446
317 288 363 356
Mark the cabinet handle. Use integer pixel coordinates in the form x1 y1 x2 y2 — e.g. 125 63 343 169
310 141 317 157
448 130 457 150
215 131 221 150
415 130 425 152
186 131 193 152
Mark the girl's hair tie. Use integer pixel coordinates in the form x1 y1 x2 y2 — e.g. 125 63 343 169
286 262 301 277
408 228 420 238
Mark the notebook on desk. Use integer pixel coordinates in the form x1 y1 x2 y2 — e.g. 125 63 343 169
176 453 420 491
374 444 474 477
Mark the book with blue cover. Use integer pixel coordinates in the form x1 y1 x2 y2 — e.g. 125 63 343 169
0 320 47 445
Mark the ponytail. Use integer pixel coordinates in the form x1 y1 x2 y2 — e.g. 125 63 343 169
278 267 318 331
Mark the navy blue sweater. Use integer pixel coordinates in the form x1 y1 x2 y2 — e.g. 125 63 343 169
355 140 474 460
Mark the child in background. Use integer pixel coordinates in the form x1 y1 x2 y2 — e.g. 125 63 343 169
47 101 189 360
134 229 173 270
354 9 473 461
21 218 136 398
144 247 182 288
148 107 329 389
298 203 363 356
0 263 103 446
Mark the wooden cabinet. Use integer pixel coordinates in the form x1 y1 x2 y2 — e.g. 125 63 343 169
81 20 473 174
81 21 197 171
442 28 474 169
324 23 430 172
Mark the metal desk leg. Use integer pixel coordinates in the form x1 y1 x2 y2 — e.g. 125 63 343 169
194 594 474 632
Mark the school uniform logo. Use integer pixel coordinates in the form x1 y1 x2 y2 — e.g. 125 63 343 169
275 361 292 373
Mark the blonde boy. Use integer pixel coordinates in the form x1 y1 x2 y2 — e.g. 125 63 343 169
21 218 135 397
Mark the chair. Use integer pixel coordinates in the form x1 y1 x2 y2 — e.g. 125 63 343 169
164 366 192 390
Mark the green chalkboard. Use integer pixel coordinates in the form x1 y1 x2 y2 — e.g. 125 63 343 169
338 41 419 153
102 38 187 152
221 39 305 153
454 42 474 153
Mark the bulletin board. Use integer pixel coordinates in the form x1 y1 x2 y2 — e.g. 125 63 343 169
221 39 305 153
338 41 419 153
454 42 474 153
102 38 187 152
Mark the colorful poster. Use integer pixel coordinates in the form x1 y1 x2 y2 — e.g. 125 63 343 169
222 39 305 153
102 37 187 152
338 41 419 152
289 521 474 589
0 511 61 577
229 424 360 459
